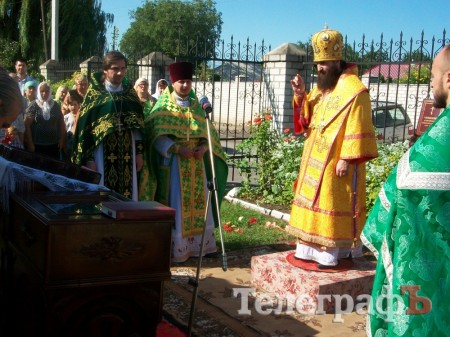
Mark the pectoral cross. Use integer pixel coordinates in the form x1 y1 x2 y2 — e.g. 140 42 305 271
316 133 328 153
317 121 326 133
117 117 123 133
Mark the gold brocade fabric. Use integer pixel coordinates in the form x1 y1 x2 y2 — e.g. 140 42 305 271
177 139 207 237
287 69 378 248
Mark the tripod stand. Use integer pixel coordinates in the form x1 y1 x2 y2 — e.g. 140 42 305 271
186 102 227 337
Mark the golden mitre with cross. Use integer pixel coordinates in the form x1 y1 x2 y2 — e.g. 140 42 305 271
312 25 343 62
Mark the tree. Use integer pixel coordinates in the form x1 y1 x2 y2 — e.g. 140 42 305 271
398 64 431 84
0 38 20 68
400 50 432 62
119 0 222 59
0 0 113 71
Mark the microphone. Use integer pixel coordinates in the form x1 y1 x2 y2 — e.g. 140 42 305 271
199 95 213 114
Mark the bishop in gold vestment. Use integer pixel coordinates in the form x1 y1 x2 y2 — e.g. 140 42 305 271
286 28 378 266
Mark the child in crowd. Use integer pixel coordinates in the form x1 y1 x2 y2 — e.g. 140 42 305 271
1 126 23 148
63 89 83 160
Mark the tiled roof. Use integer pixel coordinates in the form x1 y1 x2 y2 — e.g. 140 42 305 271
363 63 412 79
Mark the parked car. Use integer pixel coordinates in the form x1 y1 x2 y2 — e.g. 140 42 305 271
371 101 414 143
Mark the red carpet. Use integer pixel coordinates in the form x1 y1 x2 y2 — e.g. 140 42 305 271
285 252 354 273
157 320 186 337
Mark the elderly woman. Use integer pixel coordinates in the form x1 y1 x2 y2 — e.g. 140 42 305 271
24 82 66 158
134 77 157 117
23 80 37 105
74 74 89 98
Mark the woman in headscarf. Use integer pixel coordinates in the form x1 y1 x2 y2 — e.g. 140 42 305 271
134 77 157 118
24 82 66 158
23 80 37 106
151 79 168 100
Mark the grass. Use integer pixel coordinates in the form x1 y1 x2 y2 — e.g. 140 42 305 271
215 200 296 251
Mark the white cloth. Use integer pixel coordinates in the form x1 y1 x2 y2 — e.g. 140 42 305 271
151 79 168 100
36 82 55 120
64 112 77 133
0 156 109 211
294 242 363 266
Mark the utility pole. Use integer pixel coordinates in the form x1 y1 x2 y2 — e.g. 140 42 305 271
51 0 59 60
40 0 49 60
112 26 119 51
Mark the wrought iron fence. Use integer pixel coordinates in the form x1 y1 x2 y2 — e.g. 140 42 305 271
55 30 448 182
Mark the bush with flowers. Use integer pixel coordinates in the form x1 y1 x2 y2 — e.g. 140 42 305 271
365 140 409 210
234 111 304 207
234 110 409 214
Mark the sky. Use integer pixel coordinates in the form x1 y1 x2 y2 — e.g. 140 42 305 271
101 0 449 50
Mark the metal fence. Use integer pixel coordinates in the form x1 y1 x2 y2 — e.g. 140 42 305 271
56 30 449 182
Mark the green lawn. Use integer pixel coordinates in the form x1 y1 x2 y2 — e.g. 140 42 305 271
216 200 295 251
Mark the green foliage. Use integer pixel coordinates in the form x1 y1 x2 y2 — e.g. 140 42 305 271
0 0 112 68
195 62 220 81
400 51 432 63
234 111 304 207
119 0 222 59
398 65 431 84
0 38 20 69
49 71 85 96
366 141 409 211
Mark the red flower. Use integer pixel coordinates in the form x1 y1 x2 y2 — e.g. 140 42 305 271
224 224 233 232
264 114 272 120
253 116 262 125
283 128 291 133
248 217 257 224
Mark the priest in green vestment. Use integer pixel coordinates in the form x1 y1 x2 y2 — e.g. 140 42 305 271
72 51 144 200
139 62 228 263
362 44 450 337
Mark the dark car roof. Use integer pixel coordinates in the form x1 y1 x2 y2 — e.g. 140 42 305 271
371 100 402 109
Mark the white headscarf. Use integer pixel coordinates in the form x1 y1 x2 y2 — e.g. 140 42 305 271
134 77 149 90
152 79 169 99
36 82 54 120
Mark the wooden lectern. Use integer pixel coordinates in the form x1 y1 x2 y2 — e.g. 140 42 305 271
2 190 174 337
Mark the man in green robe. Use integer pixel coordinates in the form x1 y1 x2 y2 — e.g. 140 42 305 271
72 51 144 200
362 44 450 337
139 62 228 263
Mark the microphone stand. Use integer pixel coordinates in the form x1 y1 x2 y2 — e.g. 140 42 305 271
186 104 227 337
